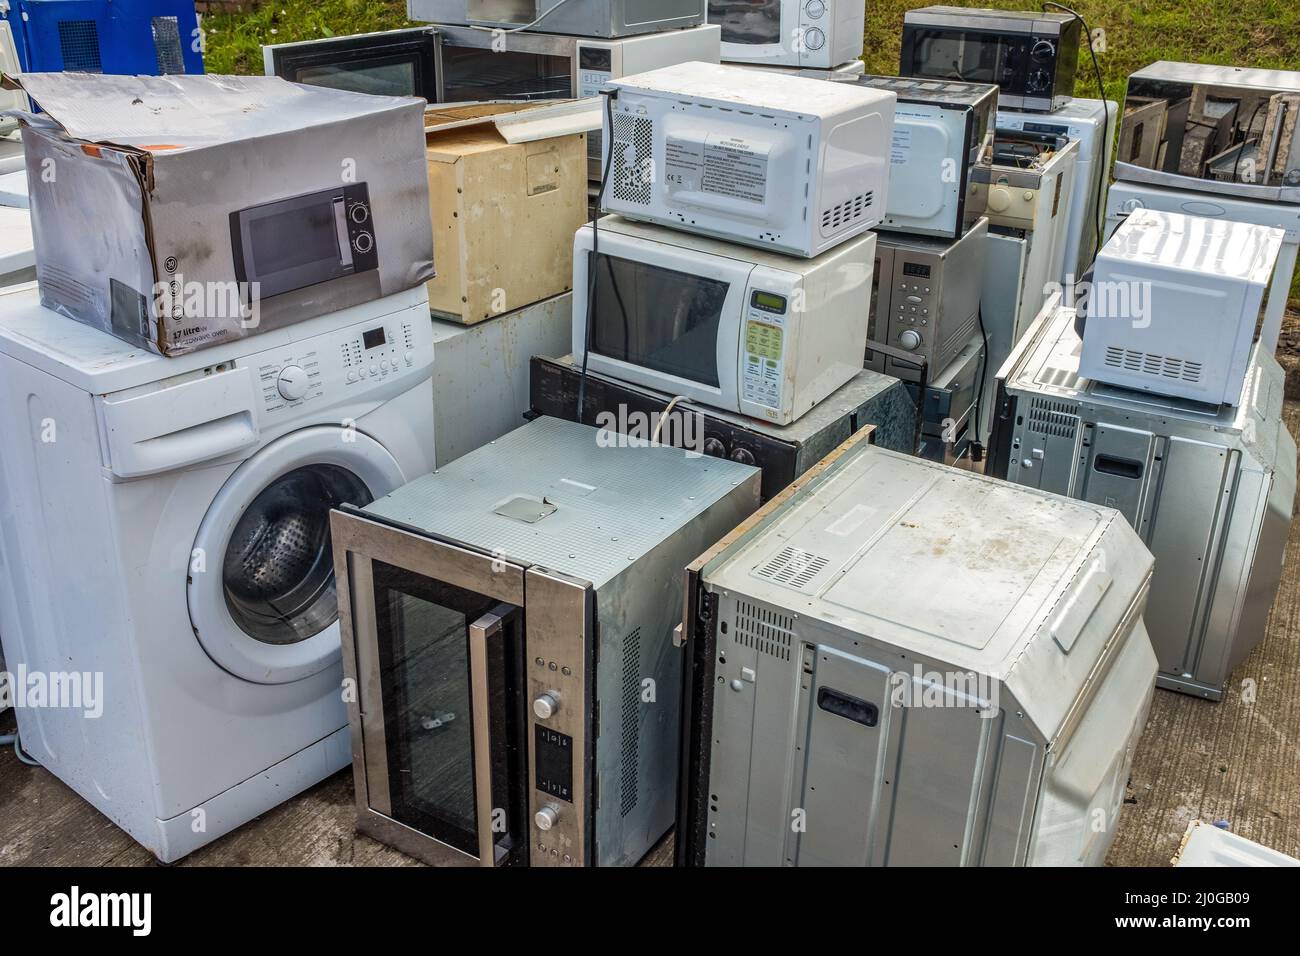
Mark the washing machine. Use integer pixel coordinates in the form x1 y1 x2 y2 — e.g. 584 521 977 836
0 283 436 862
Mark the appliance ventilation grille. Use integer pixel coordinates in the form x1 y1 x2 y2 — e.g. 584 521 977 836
1028 398 1079 439
611 114 653 206
755 546 829 591
734 601 796 662
821 192 873 232
1104 346 1202 383
151 16 186 75
619 627 641 817
57 19 103 73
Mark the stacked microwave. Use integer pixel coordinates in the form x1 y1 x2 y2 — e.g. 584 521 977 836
406 0 707 38
900 6 1080 113
709 0 867 70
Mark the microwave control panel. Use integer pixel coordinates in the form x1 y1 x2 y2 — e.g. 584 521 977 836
741 288 790 411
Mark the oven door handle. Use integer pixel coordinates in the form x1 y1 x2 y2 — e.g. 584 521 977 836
468 603 517 867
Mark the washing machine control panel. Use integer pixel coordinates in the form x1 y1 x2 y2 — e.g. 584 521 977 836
252 303 432 418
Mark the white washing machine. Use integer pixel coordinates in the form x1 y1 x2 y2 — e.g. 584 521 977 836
0 283 436 861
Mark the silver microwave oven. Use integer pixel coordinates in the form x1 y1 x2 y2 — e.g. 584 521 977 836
406 0 707 38
262 24 721 179
573 216 875 426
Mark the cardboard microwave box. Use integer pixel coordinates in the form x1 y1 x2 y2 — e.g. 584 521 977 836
424 101 591 325
2 72 435 356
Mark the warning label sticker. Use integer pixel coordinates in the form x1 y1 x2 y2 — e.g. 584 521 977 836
664 133 769 204
890 127 913 166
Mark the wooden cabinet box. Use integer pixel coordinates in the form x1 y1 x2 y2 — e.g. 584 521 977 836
425 104 589 325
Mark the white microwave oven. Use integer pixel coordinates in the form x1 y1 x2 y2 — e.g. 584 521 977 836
709 0 866 70
601 61 895 258
572 216 874 425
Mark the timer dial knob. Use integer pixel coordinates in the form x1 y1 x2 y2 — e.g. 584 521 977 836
533 692 560 720
535 805 560 831
277 365 310 402
899 329 923 351
803 27 826 50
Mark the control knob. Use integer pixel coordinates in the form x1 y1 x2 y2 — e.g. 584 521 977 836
276 365 310 402
802 27 826 50
533 692 560 720
805 0 827 17
899 329 923 351
730 448 757 466
535 805 560 831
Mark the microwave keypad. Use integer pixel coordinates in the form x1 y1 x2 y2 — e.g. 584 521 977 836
742 314 786 410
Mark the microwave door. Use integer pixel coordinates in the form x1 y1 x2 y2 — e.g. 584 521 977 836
712 0 793 63
436 26 575 103
341 520 531 867
262 28 441 101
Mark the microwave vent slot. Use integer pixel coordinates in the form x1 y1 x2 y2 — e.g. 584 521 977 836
734 600 796 662
619 627 642 818
611 114 654 206
1027 398 1079 440
1104 346 1202 383
821 192 873 232
755 546 829 592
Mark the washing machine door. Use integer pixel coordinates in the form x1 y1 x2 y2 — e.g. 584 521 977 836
189 425 407 685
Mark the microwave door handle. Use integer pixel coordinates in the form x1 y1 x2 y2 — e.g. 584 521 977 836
468 604 515 867
333 197 354 269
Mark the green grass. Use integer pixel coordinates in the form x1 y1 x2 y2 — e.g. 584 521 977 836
202 0 1300 305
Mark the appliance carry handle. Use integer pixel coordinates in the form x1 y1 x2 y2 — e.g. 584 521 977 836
468 604 514 867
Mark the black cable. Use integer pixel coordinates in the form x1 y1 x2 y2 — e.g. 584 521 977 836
971 306 989 463
577 88 617 421
1043 3 1107 262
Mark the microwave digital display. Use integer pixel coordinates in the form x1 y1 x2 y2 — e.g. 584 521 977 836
589 253 728 389
711 0 782 46
751 291 788 313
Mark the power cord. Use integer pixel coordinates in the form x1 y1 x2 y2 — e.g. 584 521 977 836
1043 2 1108 261
971 306 989 463
0 731 40 766
577 88 617 421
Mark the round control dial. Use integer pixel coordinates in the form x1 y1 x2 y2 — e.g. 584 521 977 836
805 0 826 17
535 805 560 831
899 329 923 351
354 232 374 254
802 27 826 50
276 365 310 402
1030 39 1056 61
533 692 559 720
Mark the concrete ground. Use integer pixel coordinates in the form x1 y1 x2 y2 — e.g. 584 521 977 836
2 401 1298 868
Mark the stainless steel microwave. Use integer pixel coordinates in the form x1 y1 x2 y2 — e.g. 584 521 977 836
230 183 379 300
331 417 760 866
263 24 721 178
406 0 707 38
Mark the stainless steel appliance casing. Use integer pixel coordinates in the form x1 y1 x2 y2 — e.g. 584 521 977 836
900 6 1080 113
408 0 706 38
868 218 987 383
1115 61 1300 205
991 302 1296 700
333 417 760 866
680 433 1157 866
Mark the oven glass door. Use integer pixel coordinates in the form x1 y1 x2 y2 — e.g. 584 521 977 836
263 28 440 100
440 44 573 102
364 559 529 865
904 28 1025 91
588 251 731 389
710 0 785 47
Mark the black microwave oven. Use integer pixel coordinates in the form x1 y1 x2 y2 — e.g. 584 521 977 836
900 6 1080 113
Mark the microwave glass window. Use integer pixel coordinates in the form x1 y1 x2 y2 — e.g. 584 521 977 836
909 30 1003 85
250 202 340 276
590 254 728 388
371 562 503 858
442 47 571 101
711 0 782 45
297 58 418 97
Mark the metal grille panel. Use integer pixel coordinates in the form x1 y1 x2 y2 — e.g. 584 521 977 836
619 627 642 817
611 114 653 206
58 20 103 73
152 16 186 75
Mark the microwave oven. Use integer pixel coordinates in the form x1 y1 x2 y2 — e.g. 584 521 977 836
262 24 721 180
572 216 874 426
331 416 760 866
900 6 1080 113
1115 61 1300 205
231 184 380 301
407 0 706 38
709 0 866 70
838 74 998 240
600 61 895 258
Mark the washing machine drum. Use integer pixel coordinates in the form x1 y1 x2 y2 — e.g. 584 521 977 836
222 464 371 646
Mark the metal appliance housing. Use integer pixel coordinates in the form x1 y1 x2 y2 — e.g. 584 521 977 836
333 417 760 866
407 0 706 38
900 6 1080 112
990 302 1296 700
678 433 1157 865
868 218 987 384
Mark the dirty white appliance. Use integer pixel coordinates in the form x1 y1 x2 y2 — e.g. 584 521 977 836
332 417 760 866
1174 821 1300 867
990 298 1295 700
678 433 1158 866
0 284 436 862
1078 209 1284 406
1104 179 1300 359
599 61 895 258
0 19 24 173
0 206 33 287
572 216 875 425
407 0 707 37
709 0 866 70
997 97 1117 279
